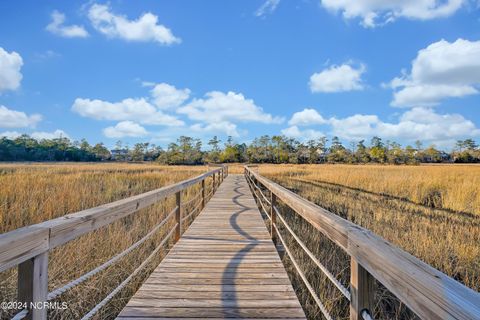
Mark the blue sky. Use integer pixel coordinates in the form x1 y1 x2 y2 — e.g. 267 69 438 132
0 0 479 150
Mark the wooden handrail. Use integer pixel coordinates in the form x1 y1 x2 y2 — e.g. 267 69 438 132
1 165 227 320
244 166 480 320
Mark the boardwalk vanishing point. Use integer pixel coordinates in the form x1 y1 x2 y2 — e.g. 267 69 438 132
117 174 306 319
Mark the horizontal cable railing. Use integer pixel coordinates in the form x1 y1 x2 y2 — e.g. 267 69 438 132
244 166 480 320
181 199 203 223
274 205 351 301
181 191 202 208
1 165 228 320
80 225 177 320
47 206 177 301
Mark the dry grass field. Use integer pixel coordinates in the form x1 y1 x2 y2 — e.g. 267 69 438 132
1 163 478 320
0 163 210 319
256 164 480 319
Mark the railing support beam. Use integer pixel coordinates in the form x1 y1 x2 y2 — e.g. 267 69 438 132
212 173 215 194
270 193 277 244
201 179 206 210
17 252 49 320
175 192 182 242
350 258 375 320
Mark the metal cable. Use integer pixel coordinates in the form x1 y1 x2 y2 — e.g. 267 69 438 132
206 190 214 200
11 309 28 320
248 177 271 219
274 223 334 320
257 192 271 219
255 183 271 206
47 207 177 301
80 225 177 320
181 200 202 222
181 192 201 208
361 309 374 320
274 206 351 300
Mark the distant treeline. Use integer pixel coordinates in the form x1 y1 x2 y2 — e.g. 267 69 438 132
1 134 479 164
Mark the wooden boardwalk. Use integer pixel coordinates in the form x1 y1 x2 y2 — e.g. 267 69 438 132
117 174 306 319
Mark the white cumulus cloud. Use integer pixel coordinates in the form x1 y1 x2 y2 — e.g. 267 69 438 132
281 125 325 141
149 83 190 109
46 10 89 38
0 129 69 140
0 47 23 93
190 121 241 137
71 84 284 139
72 97 184 126
0 105 42 128
103 121 148 138
178 91 284 124
0 131 21 139
284 106 479 147
31 129 70 140
88 4 180 45
289 108 328 126
310 62 365 93
320 0 465 28
390 38 480 107
329 108 480 145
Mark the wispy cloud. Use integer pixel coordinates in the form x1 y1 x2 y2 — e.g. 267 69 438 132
255 0 280 17
46 10 89 38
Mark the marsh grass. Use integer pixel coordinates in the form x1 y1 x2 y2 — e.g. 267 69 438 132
0 163 211 319
252 164 479 319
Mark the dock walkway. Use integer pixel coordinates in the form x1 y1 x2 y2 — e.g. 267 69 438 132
117 174 306 319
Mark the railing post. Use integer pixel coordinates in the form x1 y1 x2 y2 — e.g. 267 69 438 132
213 173 216 193
175 191 182 242
201 179 206 209
17 252 49 320
350 258 375 320
270 192 277 244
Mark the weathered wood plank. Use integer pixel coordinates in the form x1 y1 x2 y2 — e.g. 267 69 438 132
119 307 306 318
132 291 299 300
153 267 291 273
148 272 289 279
127 299 301 308
144 278 292 285
0 226 49 273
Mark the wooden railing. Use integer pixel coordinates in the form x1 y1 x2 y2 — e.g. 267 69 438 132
244 166 480 320
0 165 228 320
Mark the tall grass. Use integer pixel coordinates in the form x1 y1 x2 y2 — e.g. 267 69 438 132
256 164 479 319
0 163 210 319
262 164 480 215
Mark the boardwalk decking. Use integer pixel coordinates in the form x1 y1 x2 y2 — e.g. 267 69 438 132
117 174 306 319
